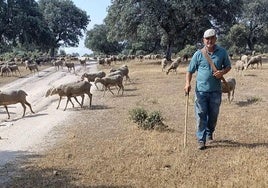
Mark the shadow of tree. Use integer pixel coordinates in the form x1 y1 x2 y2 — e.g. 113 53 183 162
0 151 133 187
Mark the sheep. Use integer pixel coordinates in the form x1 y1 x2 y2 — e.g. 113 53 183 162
81 71 106 90
109 64 130 82
94 75 124 96
79 59 86 68
81 71 106 82
53 59 64 70
9 64 21 76
104 57 112 66
97 58 105 65
64 62 75 72
234 60 246 76
25 60 39 74
0 89 35 119
45 86 83 109
46 81 92 111
221 78 236 103
246 55 262 69
161 58 172 72
0 65 12 77
240 54 249 65
166 57 182 75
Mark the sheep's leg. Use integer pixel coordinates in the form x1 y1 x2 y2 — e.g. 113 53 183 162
4 105 10 119
64 97 72 111
69 98 75 108
125 75 131 82
121 84 124 95
56 96 63 109
73 96 82 107
107 86 115 95
86 92 92 107
228 92 231 103
94 82 99 90
166 69 170 75
231 90 235 102
25 101 35 114
80 95 85 107
20 103 27 117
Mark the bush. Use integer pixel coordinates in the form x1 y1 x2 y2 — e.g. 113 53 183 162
129 107 148 126
129 107 167 131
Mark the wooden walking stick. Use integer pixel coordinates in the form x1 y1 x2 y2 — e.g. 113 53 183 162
184 92 189 148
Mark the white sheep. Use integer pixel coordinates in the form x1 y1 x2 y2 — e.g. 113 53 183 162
240 54 249 64
25 61 39 75
161 58 172 72
9 64 21 76
46 81 92 110
81 71 106 82
234 60 246 76
0 89 35 119
64 62 75 72
81 71 106 90
109 64 130 82
94 75 124 96
166 57 182 75
79 59 87 68
246 55 262 69
46 86 83 109
53 60 64 70
0 65 11 77
221 78 236 103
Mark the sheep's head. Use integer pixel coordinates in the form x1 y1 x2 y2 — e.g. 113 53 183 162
94 77 101 83
49 88 60 96
45 88 53 97
81 73 86 81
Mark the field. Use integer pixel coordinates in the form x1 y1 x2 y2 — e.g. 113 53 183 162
1 57 268 187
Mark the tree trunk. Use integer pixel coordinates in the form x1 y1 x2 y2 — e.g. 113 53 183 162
165 43 172 61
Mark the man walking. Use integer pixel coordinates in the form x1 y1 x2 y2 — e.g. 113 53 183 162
184 29 231 150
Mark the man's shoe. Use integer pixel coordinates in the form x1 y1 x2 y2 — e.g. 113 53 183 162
198 141 206 150
207 136 213 144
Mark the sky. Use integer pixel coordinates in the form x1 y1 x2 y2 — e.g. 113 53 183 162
62 0 111 56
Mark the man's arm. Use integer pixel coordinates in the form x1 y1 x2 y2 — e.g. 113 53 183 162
184 72 193 94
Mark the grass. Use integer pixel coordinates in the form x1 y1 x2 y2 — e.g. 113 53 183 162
1 58 268 187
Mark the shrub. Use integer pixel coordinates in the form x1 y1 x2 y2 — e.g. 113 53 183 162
129 107 167 131
129 107 148 126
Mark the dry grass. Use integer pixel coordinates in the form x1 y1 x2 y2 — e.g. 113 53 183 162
1 58 268 187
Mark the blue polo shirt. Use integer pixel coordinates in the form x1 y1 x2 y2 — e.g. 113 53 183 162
188 45 231 92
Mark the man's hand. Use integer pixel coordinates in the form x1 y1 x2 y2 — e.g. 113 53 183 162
184 84 191 95
213 70 224 79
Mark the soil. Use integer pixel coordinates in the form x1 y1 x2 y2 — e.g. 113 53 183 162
0 57 268 187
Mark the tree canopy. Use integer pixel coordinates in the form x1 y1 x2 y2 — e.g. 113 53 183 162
38 0 90 56
102 0 243 59
0 0 90 56
84 24 124 55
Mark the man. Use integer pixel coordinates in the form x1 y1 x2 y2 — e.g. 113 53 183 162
184 29 231 150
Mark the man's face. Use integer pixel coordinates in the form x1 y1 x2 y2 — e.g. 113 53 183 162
203 36 217 48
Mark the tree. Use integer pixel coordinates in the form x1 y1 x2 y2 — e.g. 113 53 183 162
104 0 242 60
84 24 124 55
221 24 248 54
239 0 268 51
38 0 90 56
0 0 53 53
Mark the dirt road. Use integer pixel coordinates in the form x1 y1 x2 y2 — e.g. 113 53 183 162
0 62 96 170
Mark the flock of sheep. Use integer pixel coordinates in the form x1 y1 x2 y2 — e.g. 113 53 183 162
0 59 130 119
160 52 263 103
0 52 264 119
